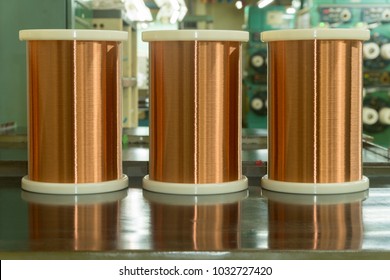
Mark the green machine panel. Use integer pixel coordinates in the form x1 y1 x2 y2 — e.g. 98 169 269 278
243 5 294 129
308 0 390 148
0 0 92 130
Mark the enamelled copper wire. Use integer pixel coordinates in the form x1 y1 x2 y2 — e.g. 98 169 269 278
267 39 363 183
149 41 242 184
27 40 122 183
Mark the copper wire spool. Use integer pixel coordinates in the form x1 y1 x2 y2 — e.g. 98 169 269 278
261 29 370 194
264 190 366 250
19 30 128 194
142 30 249 195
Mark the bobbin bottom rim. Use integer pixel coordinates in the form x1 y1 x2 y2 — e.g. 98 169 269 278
261 189 368 205
143 189 248 205
21 174 129 195
261 175 369 195
142 175 248 195
21 188 128 205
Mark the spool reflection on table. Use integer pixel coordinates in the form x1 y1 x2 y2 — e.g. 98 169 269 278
142 30 249 195
144 191 247 250
22 190 127 251
19 29 129 195
263 190 366 250
261 29 370 194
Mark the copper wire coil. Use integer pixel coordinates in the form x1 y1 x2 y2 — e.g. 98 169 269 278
148 41 242 184
267 40 363 183
27 40 122 183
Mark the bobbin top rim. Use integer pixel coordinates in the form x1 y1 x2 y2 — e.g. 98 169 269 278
142 30 249 42
261 28 370 42
19 29 128 41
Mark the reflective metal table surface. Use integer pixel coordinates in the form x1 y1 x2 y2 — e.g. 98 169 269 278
1 172 390 259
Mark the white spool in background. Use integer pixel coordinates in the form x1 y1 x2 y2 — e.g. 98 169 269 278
251 54 265 68
340 9 352 22
363 107 379 125
363 42 380 60
379 107 390 125
381 43 390 60
382 9 390 21
251 97 264 111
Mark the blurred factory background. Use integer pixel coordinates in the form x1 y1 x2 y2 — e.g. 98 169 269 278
1 0 390 150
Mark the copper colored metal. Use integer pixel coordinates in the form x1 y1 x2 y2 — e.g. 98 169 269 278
27 40 122 183
149 41 242 184
267 40 363 183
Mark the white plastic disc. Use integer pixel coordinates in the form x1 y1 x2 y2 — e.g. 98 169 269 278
340 9 352 22
261 175 369 195
379 107 390 125
382 9 390 21
142 30 249 42
21 174 129 195
143 175 248 195
251 97 264 111
363 107 379 125
19 29 128 41
261 28 370 42
381 43 390 60
363 42 381 60
251 55 264 68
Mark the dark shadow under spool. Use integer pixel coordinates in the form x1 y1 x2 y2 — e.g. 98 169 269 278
261 29 370 194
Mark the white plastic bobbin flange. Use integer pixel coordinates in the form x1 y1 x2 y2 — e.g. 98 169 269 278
19 29 128 41
261 188 368 205
144 188 248 206
21 175 129 195
261 175 369 195
22 188 128 205
143 175 248 195
261 28 370 42
142 29 249 42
